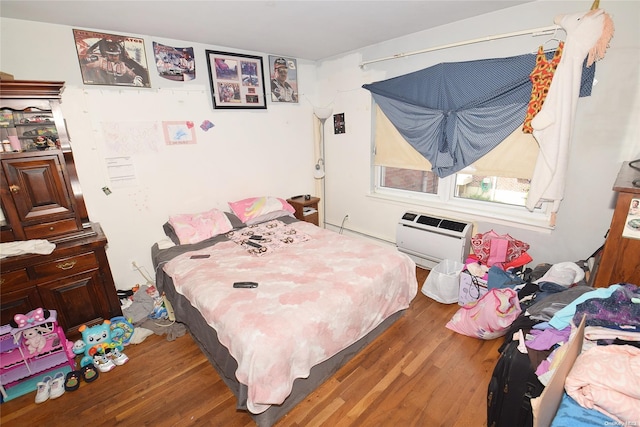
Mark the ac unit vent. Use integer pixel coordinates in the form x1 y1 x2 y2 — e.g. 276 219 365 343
402 212 418 222
440 219 468 233
396 211 473 269
417 215 441 227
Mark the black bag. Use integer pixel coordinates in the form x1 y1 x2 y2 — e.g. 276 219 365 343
487 338 545 427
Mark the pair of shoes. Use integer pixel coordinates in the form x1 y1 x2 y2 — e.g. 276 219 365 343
108 348 129 366
35 376 52 403
65 365 99 392
36 371 67 403
49 372 65 399
93 354 115 373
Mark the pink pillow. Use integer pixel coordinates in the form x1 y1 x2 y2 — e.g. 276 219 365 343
228 197 295 224
168 208 232 244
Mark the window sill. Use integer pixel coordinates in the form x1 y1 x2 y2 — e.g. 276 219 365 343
367 191 554 234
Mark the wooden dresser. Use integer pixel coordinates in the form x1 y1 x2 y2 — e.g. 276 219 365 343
1 80 121 338
592 162 640 288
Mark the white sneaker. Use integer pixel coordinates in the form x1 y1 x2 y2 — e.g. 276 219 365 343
109 348 129 366
93 354 115 373
35 376 52 403
49 372 66 399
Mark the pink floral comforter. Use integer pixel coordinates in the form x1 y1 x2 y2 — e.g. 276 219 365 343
163 221 417 414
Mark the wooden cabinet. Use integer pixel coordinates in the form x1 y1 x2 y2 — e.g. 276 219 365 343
593 162 640 288
1 81 88 241
287 196 320 226
1 81 120 340
0 223 121 338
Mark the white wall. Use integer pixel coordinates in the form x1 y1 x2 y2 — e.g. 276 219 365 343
1 0 639 289
1 18 321 289
317 0 640 266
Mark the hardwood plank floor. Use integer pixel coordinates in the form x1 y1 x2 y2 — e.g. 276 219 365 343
1 268 502 426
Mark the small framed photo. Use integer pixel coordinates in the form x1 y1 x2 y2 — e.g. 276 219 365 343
205 50 266 109
72 29 151 87
268 55 298 103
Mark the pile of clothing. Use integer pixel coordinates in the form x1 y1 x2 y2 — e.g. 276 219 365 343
119 284 186 343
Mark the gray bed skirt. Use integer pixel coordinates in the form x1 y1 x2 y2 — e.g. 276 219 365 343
158 268 405 427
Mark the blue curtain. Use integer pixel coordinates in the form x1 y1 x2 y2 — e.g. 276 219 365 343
362 52 595 177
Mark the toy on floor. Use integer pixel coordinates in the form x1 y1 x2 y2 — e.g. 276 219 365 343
73 320 128 368
109 316 134 347
10 308 54 354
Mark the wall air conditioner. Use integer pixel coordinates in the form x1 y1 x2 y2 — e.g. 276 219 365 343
396 211 472 269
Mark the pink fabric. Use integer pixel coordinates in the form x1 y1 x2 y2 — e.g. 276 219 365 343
565 345 640 425
169 208 232 244
487 237 508 267
228 196 295 224
163 221 417 414
446 288 521 339
471 230 530 265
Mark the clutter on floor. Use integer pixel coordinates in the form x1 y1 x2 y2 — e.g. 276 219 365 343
120 284 186 343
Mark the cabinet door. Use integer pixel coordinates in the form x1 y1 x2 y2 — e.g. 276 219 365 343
2 153 74 222
37 271 112 337
1 152 81 239
0 286 43 327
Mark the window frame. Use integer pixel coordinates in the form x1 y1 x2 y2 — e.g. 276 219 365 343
371 164 554 232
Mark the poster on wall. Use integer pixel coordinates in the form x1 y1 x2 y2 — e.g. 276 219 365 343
268 55 298 103
153 42 195 81
205 50 266 109
72 29 151 88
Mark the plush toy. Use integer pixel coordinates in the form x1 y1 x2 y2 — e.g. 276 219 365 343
73 320 124 367
10 308 54 355
21 326 48 354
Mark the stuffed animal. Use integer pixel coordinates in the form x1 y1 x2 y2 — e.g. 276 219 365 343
10 308 54 355
22 326 48 354
73 320 123 367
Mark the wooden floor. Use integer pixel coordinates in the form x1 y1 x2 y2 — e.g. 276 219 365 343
1 268 502 426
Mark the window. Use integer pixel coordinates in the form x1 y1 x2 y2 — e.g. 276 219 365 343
372 106 551 229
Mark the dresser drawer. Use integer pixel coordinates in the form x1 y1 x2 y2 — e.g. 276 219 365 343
32 252 98 279
0 268 29 290
24 218 80 240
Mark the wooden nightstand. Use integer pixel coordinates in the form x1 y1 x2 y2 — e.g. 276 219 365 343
287 196 320 226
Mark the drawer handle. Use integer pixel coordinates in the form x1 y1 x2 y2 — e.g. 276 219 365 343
0 278 4 285
57 260 77 270
10 185 20 194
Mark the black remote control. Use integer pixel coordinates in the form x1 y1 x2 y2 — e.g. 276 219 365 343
233 282 258 288
245 240 262 248
249 235 263 240
190 254 210 259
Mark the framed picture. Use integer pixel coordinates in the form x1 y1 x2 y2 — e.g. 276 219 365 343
268 55 298 103
72 29 151 87
205 50 266 109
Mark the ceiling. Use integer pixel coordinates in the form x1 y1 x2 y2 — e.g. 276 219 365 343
0 1 534 61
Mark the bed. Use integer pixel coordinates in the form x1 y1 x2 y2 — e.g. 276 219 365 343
151 213 417 426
